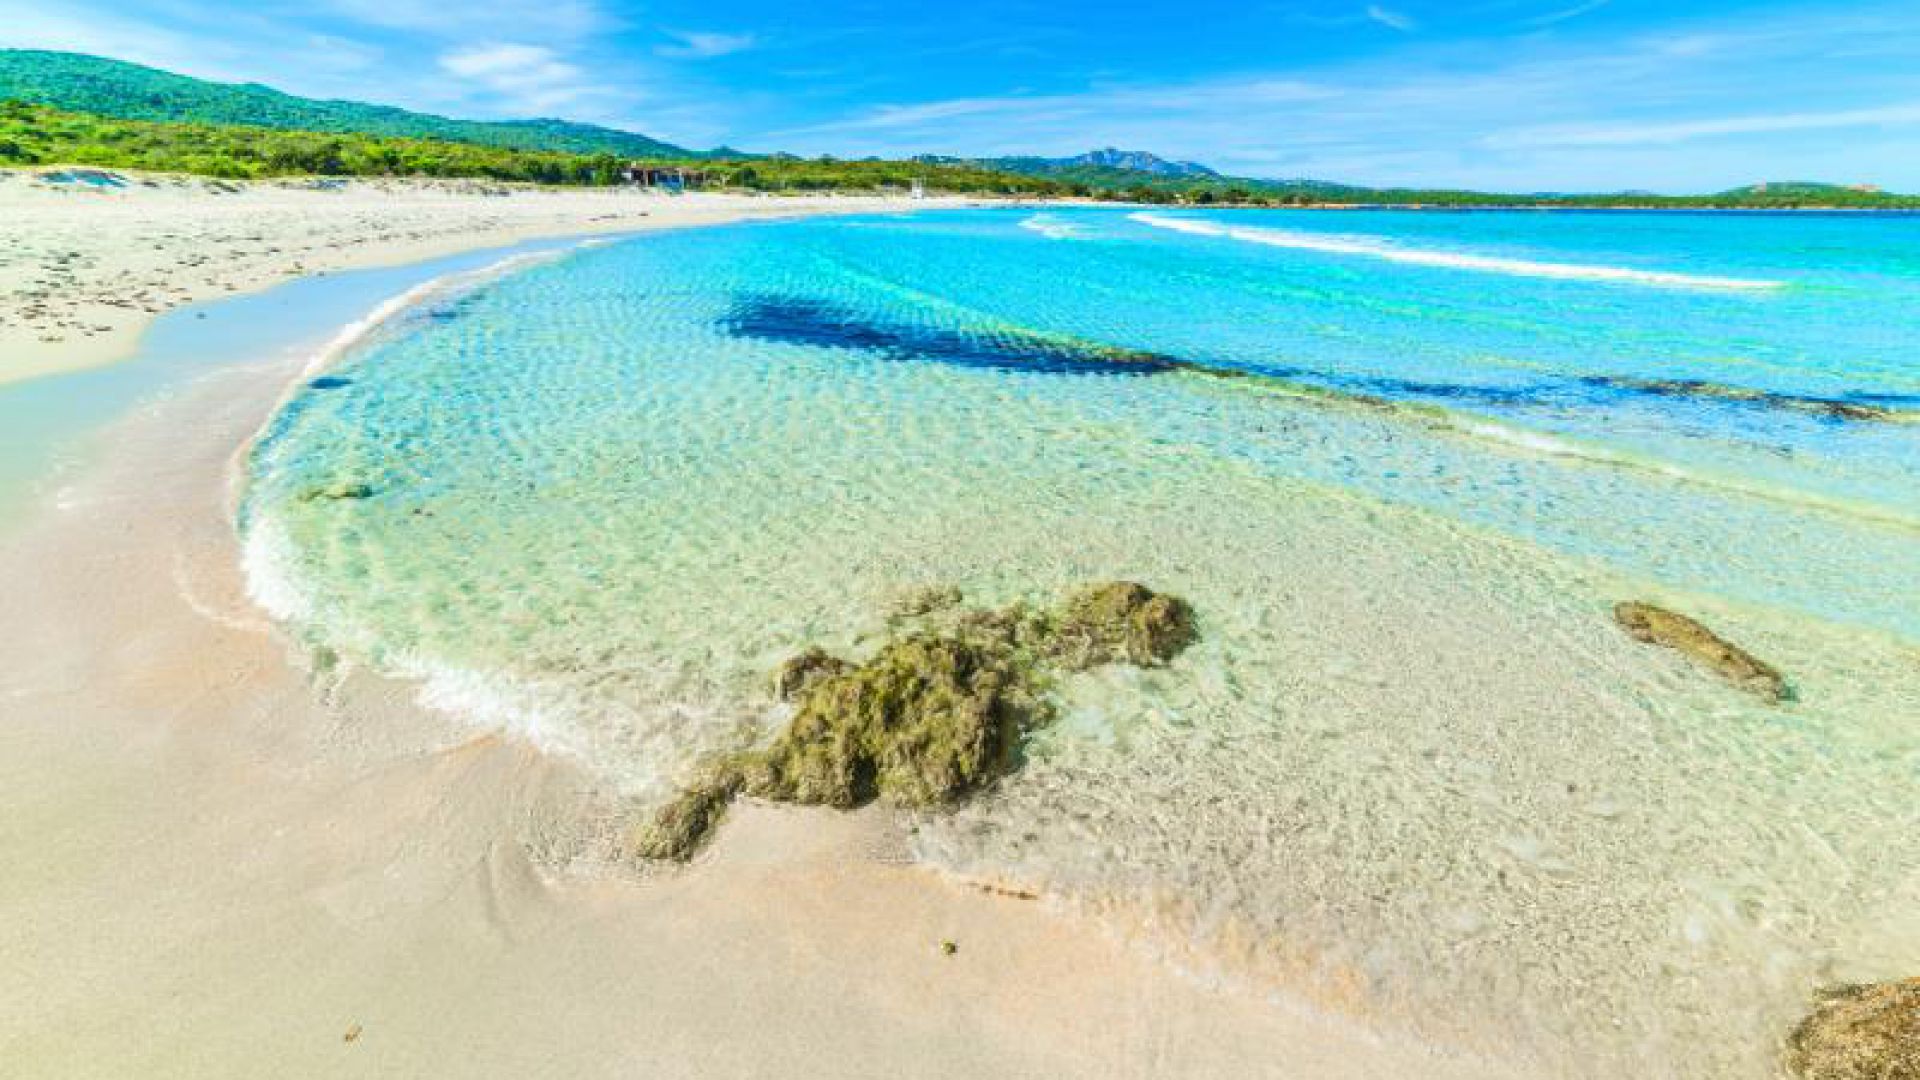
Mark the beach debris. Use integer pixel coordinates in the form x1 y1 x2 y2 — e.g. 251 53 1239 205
968 880 1041 901
343 1023 363 1044
1613 601 1789 702
1785 978 1920 1080
632 581 1197 861
941 940 959 956
298 481 375 503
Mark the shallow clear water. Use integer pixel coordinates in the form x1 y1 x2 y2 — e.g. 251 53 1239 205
0 237 592 531
242 208 1920 1078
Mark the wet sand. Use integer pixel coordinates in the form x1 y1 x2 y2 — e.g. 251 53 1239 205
0 238 1526 1079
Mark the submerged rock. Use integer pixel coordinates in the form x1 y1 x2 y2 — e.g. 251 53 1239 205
635 581 1197 861
1045 581 1198 669
1786 978 1920 1080
628 764 746 862
747 630 1048 809
1613 601 1788 702
887 583 965 621
297 481 375 502
772 647 852 702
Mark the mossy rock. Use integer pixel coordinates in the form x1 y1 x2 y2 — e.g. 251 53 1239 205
635 580 1197 862
627 764 745 862
1614 601 1788 702
773 647 851 702
887 584 965 621
1045 581 1198 670
1786 978 1920 1080
749 631 1048 809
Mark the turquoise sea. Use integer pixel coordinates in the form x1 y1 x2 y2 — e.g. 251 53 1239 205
238 208 1920 1078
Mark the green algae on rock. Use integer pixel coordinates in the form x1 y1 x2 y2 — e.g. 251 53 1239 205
1613 601 1789 702
772 646 852 702
1046 580 1198 669
886 583 966 621
627 763 746 862
633 581 1196 861
1786 978 1920 1080
747 629 1050 809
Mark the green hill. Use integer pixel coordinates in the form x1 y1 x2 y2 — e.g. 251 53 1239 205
0 101 1086 196
0 49 691 159
1718 181 1890 199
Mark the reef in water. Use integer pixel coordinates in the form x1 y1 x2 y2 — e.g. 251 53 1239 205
719 294 1184 376
1584 375 1916 424
723 293 1920 429
1614 601 1789 701
629 581 1197 862
1785 978 1920 1080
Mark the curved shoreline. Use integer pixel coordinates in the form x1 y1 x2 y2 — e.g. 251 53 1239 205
0 200 1536 1079
235 244 590 623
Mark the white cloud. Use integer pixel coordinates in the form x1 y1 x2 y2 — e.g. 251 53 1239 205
438 43 591 112
315 0 611 42
1487 101 1920 148
1523 0 1612 28
1366 5 1418 32
657 30 756 59
751 6 1920 192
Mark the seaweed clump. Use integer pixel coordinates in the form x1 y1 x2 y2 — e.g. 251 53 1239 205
1785 978 1920 1080
750 630 1048 809
1044 580 1197 670
630 581 1197 861
1613 601 1789 702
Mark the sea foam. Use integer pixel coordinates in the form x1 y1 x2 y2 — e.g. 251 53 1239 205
1131 212 1786 291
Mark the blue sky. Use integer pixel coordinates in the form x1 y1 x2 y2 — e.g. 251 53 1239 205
6 0 1920 192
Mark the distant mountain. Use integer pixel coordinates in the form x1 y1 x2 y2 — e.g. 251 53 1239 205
1051 148 1221 178
965 148 1222 181
0 49 692 159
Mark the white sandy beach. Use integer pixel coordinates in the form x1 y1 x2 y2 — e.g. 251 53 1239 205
0 170 966 386
0 183 1536 1078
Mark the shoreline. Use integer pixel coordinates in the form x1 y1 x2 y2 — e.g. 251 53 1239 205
0 172 989 388
0 206 1524 1078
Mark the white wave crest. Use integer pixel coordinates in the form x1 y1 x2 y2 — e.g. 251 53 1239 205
239 511 313 623
1130 213 1784 291
1020 213 1084 240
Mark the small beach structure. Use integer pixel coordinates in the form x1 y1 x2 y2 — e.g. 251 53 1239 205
624 165 711 193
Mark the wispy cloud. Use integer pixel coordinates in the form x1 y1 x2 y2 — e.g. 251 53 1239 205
1523 0 1612 29
438 43 591 112
314 0 611 42
656 30 756 59
774 77 1337 142
1366 5 1418 32
756 6 1920 192
1487 101 1920 148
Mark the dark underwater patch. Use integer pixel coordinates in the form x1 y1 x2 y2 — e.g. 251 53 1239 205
718 294 1183 376
717 293 1917 427
1580 375 1916 423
